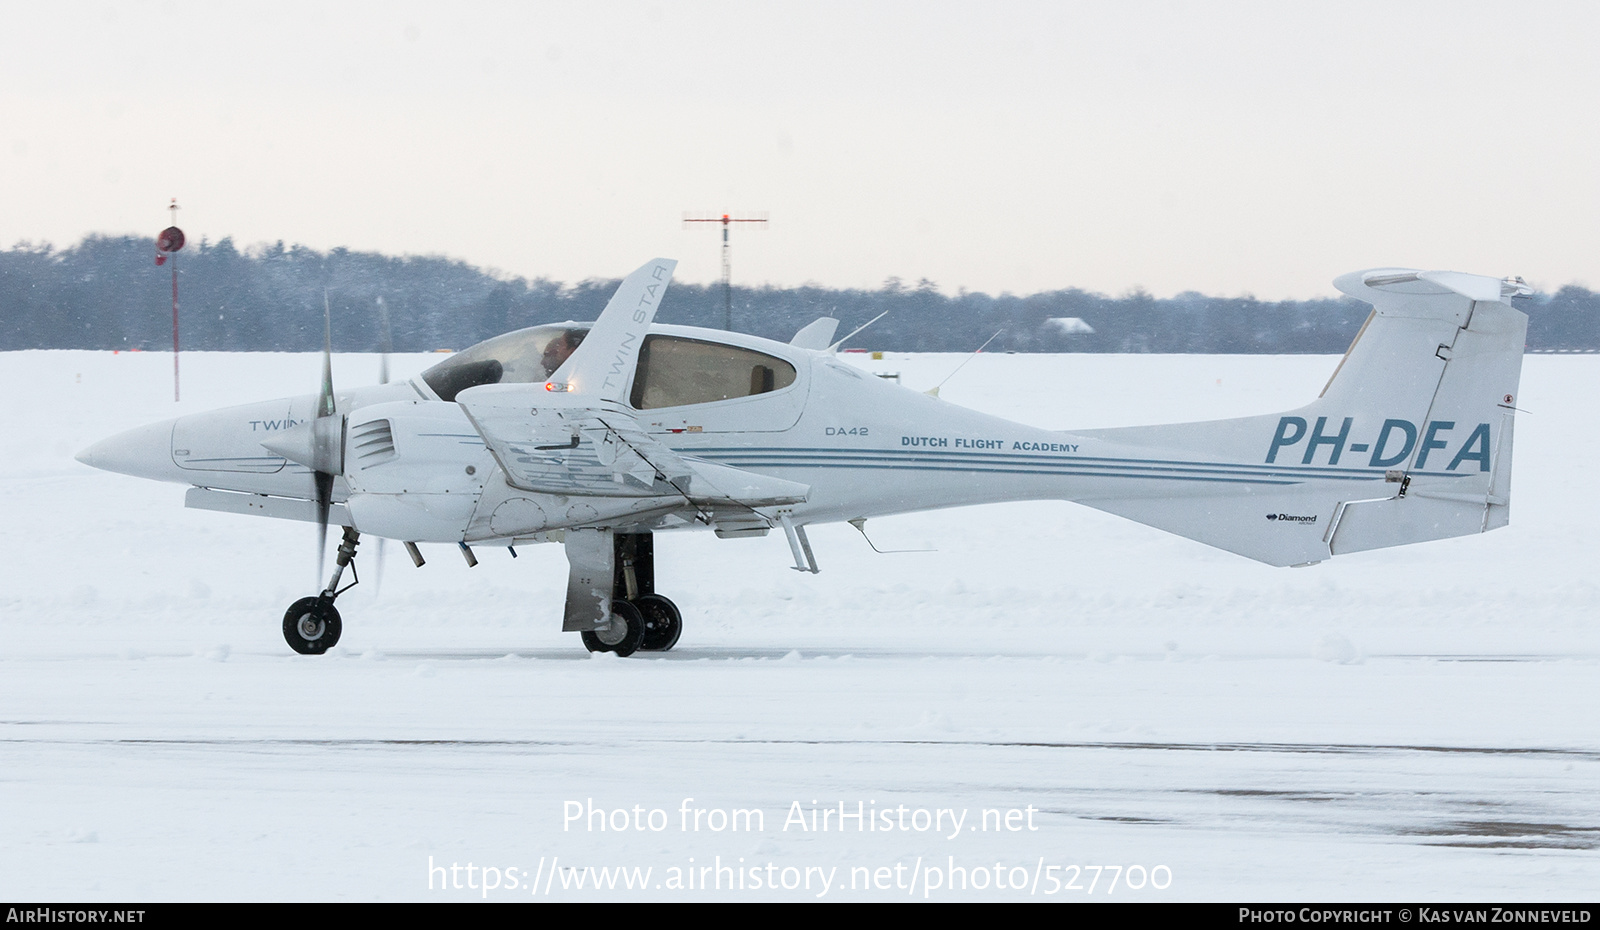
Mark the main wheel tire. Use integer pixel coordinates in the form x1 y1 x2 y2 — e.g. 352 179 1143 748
633 594 682 652
283 596 342 655
579 600 646 657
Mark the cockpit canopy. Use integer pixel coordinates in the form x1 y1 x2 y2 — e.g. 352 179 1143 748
422 324 585 402
422 324 798 409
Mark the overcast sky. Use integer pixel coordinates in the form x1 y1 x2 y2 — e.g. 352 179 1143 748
3 1 1597 298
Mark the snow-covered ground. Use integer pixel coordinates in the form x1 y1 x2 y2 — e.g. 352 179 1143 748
2 348 1596 901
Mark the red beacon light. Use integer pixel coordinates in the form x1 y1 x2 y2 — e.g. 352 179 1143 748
154 226 185 266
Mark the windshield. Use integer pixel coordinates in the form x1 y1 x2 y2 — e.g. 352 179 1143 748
421 324 589 401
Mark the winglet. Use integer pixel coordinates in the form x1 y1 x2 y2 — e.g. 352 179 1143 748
548 258 677 403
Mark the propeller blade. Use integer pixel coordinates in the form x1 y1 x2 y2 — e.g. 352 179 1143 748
361 298 395 596
315 469 333 583
312 291 338 582
319 291 337 418
375 296 393 386
373 537 386 597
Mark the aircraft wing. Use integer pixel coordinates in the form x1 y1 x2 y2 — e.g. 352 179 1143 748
455 254 807 509
547 258 677 403
456 386 809 507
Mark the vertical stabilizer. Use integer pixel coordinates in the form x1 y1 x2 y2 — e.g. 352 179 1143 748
1071 269 1527 566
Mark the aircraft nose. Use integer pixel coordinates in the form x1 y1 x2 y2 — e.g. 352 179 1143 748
76 419 179 482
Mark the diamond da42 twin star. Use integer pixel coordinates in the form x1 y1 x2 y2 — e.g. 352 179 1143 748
77 260 1530 655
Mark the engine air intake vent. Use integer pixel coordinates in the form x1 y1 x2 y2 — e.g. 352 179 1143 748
350 418 396 468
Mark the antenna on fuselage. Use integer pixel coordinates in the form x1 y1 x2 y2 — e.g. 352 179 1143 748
848 518 935 554
925 329 1004 398
828 310 890 353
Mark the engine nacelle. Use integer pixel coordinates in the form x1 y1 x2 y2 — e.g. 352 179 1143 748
342 401 496 542
343 399 688 542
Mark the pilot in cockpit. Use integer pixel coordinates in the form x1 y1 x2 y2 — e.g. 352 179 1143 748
541 329 586 376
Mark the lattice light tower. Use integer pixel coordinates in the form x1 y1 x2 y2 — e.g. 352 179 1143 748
683 212 768 330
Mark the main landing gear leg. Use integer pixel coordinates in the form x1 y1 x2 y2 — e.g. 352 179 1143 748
283 526 361 655
616 532 681 652
564 530 682 656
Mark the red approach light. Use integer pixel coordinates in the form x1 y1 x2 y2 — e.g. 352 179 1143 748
157 226 186 253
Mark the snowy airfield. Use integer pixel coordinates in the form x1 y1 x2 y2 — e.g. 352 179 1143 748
3 347 1598 902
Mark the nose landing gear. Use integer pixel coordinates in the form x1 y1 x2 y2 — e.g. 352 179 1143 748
283 526 361 655
281 526 686 657
282 595 342 655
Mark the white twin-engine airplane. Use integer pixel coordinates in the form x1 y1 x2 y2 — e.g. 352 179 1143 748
77 261 1529 656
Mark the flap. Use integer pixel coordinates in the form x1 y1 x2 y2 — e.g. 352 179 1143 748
457 384 807 507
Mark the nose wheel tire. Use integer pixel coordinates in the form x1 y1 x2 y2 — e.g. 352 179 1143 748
580 600 646 657
633 594 682 652
283 596 342 655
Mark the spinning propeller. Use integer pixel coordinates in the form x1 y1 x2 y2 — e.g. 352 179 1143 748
310 298 341 571
260 295 346 574
255 293 396 655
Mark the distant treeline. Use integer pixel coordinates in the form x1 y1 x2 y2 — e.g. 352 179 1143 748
3 235 1597 354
